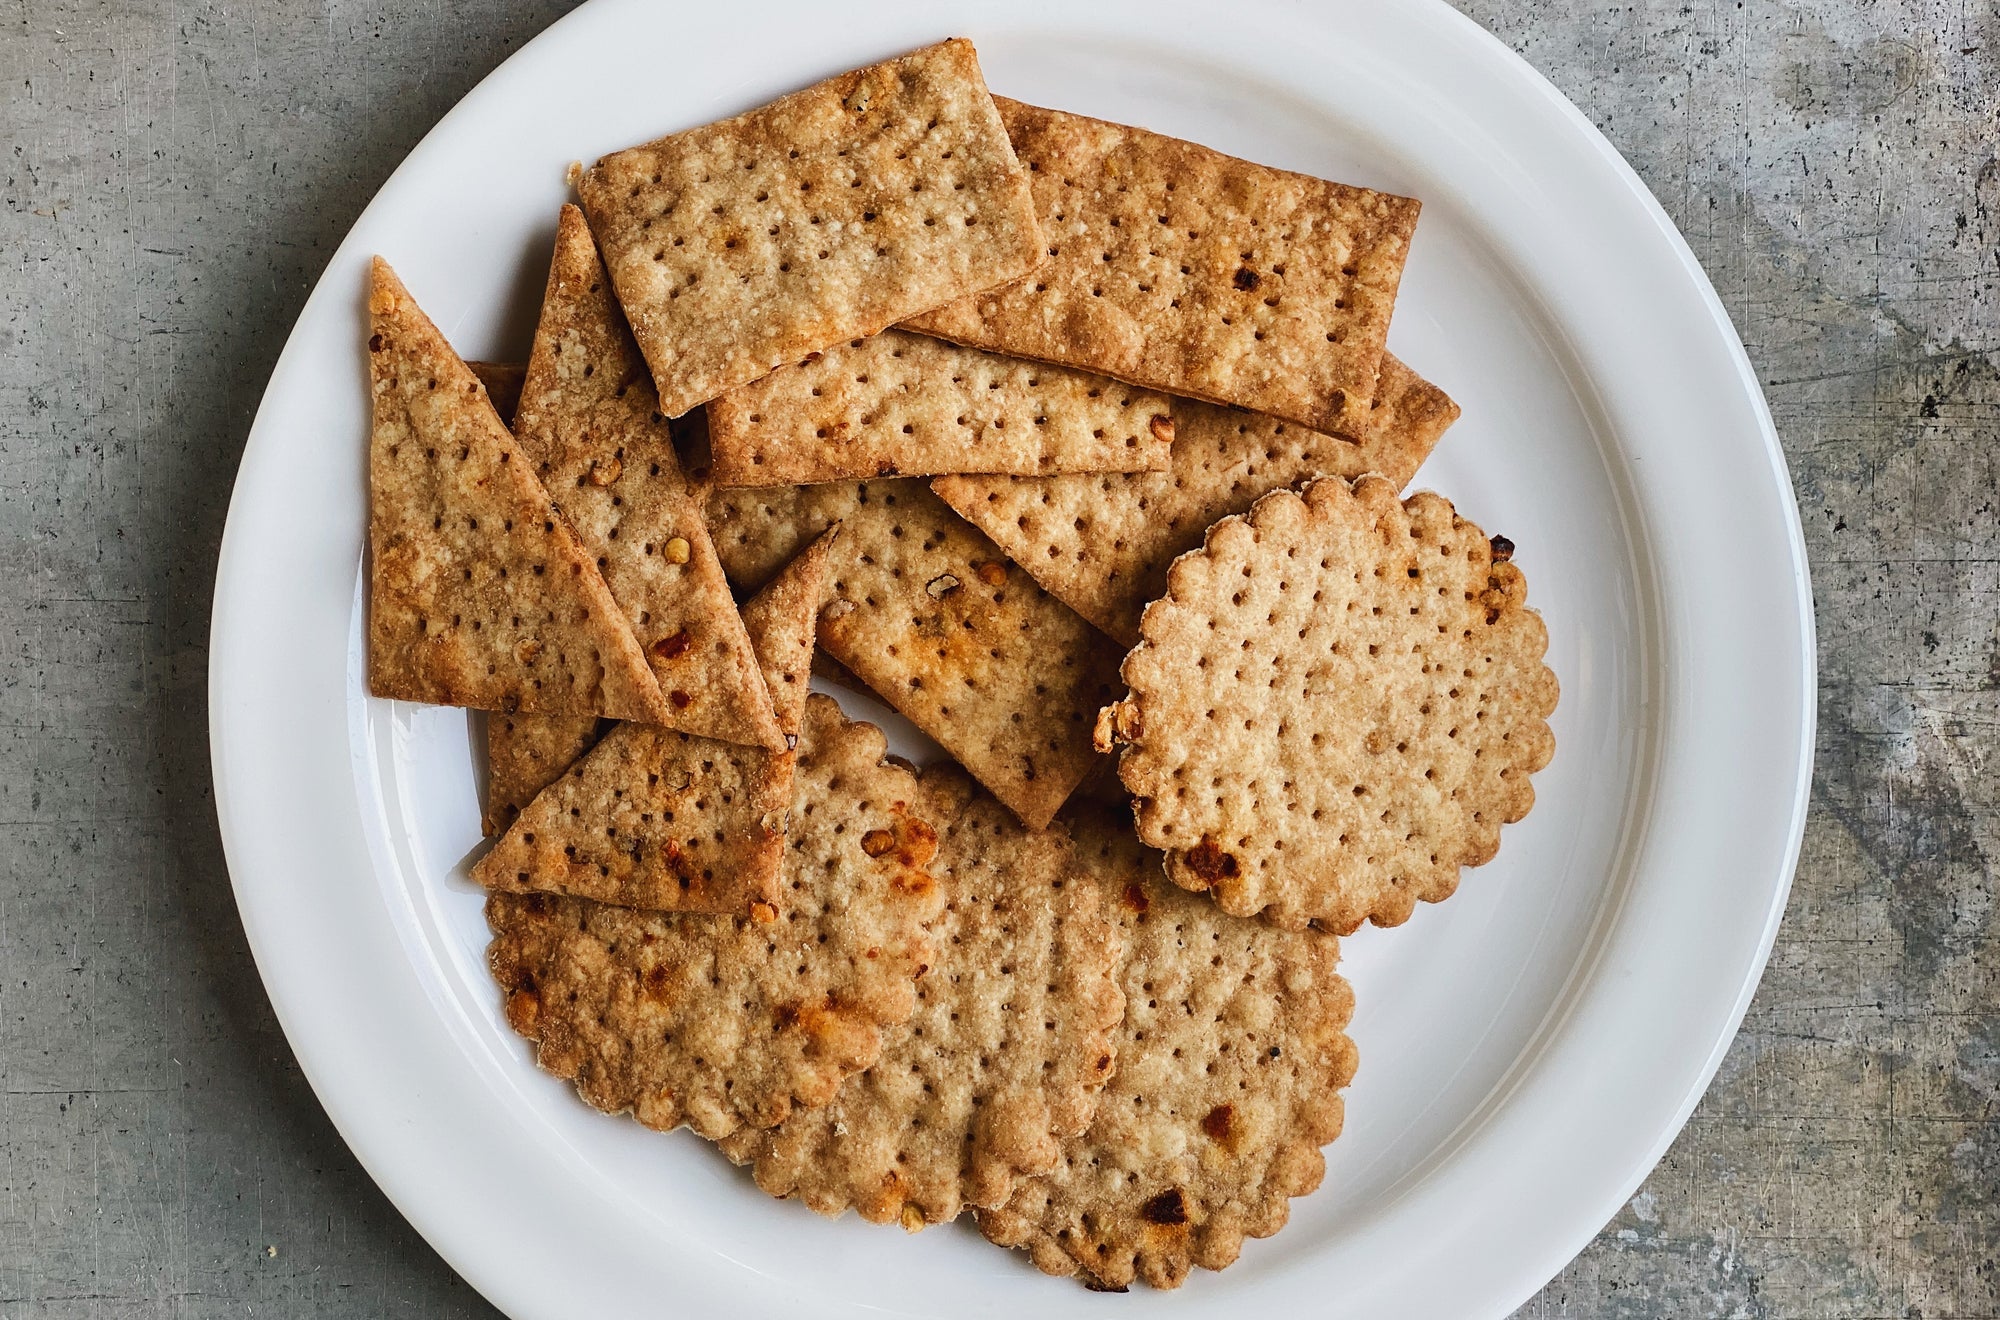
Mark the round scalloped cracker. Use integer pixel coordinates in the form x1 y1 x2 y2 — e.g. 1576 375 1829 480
485 694 944 1139
717 764 1124 1228
975 808 1357 1291
1100 475 1558 933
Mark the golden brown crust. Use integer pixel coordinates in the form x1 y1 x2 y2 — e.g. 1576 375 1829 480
706 331 1175 485
704 480 1126 828
365 258 672 725
518 205 784 750
471 718 791 913
904 98 1419 438
578 39 1043 417
975 809 1357 1289
473 529 841 911
934 354 1459 646
718 765 1123 1228
481 712 606 837
1103 476 1559 932
739 526 838 744
485 695 945 1138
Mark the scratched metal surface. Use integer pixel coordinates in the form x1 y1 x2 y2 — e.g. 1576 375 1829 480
0 2 1992 1316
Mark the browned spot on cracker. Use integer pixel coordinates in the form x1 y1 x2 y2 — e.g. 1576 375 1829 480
1182 838 1239 885
1138 1188 1188 1226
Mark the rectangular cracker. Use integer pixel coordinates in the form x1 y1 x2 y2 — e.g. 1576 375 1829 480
577 39 1043 418
705 330 1175 485
933 354 1458 645
705 480 1126 828
904 97 1420 439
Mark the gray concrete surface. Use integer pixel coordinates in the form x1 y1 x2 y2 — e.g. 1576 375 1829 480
0 1 1992 1315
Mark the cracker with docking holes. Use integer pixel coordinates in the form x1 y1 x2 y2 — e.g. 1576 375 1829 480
820 486 1125 828
486 694 945 1138
934 353 1458 645
578 39 1042 417
706 330 1174 485
1097 476 1558 932
472 530 837 914
365 258 673 725
705 479 1126 828
905 98 1419 439
976 808 1357 1290
482 712 606 838
718 764 1123 1228
517 204 783 750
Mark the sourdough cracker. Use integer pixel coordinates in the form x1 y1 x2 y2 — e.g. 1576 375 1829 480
482 712 606 837
518 204 783 750
578 39 1042 417
1100 476 1559 932
706 330 1174 484
934 353 1457 645
905 98 1419 438
706 479 1126 827
366 258 673 725
472 717 790 913
739 525 838 743
976 809 1357 1290
474 529 840 910
818 486 1125 827
486 695 944 1138
719 765 1122 1227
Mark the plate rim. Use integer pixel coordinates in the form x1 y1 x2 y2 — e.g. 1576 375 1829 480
208 1 1816 1315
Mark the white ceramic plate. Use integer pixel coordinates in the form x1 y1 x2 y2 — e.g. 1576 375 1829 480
209 1 1814 1315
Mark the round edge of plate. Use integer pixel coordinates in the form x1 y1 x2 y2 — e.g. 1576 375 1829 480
208 1 1815 1317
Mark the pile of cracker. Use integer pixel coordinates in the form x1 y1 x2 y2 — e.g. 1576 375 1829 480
364 39 1558 1291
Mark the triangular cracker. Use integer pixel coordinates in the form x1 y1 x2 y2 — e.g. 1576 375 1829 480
718 764 1123 1229
481 712 605 838
485 694 945 1138
577 40 1042 417
473 529 840 914
705 331 1176 485
1098 476 1559 932
739 525 839 745
365 258 672 725
704 479 1125 828
934 353 1458 645
976 809 1358 1291
905 98 1420 440
516 204 783 750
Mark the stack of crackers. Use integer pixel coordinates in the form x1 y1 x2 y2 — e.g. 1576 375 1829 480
364 38 1559 1291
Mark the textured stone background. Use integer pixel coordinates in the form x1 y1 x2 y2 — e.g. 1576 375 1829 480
0 1 1992 1315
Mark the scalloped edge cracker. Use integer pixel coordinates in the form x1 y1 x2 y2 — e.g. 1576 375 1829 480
976 808 1358 1290
1100 476 1559 932
718 764 1123 1228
